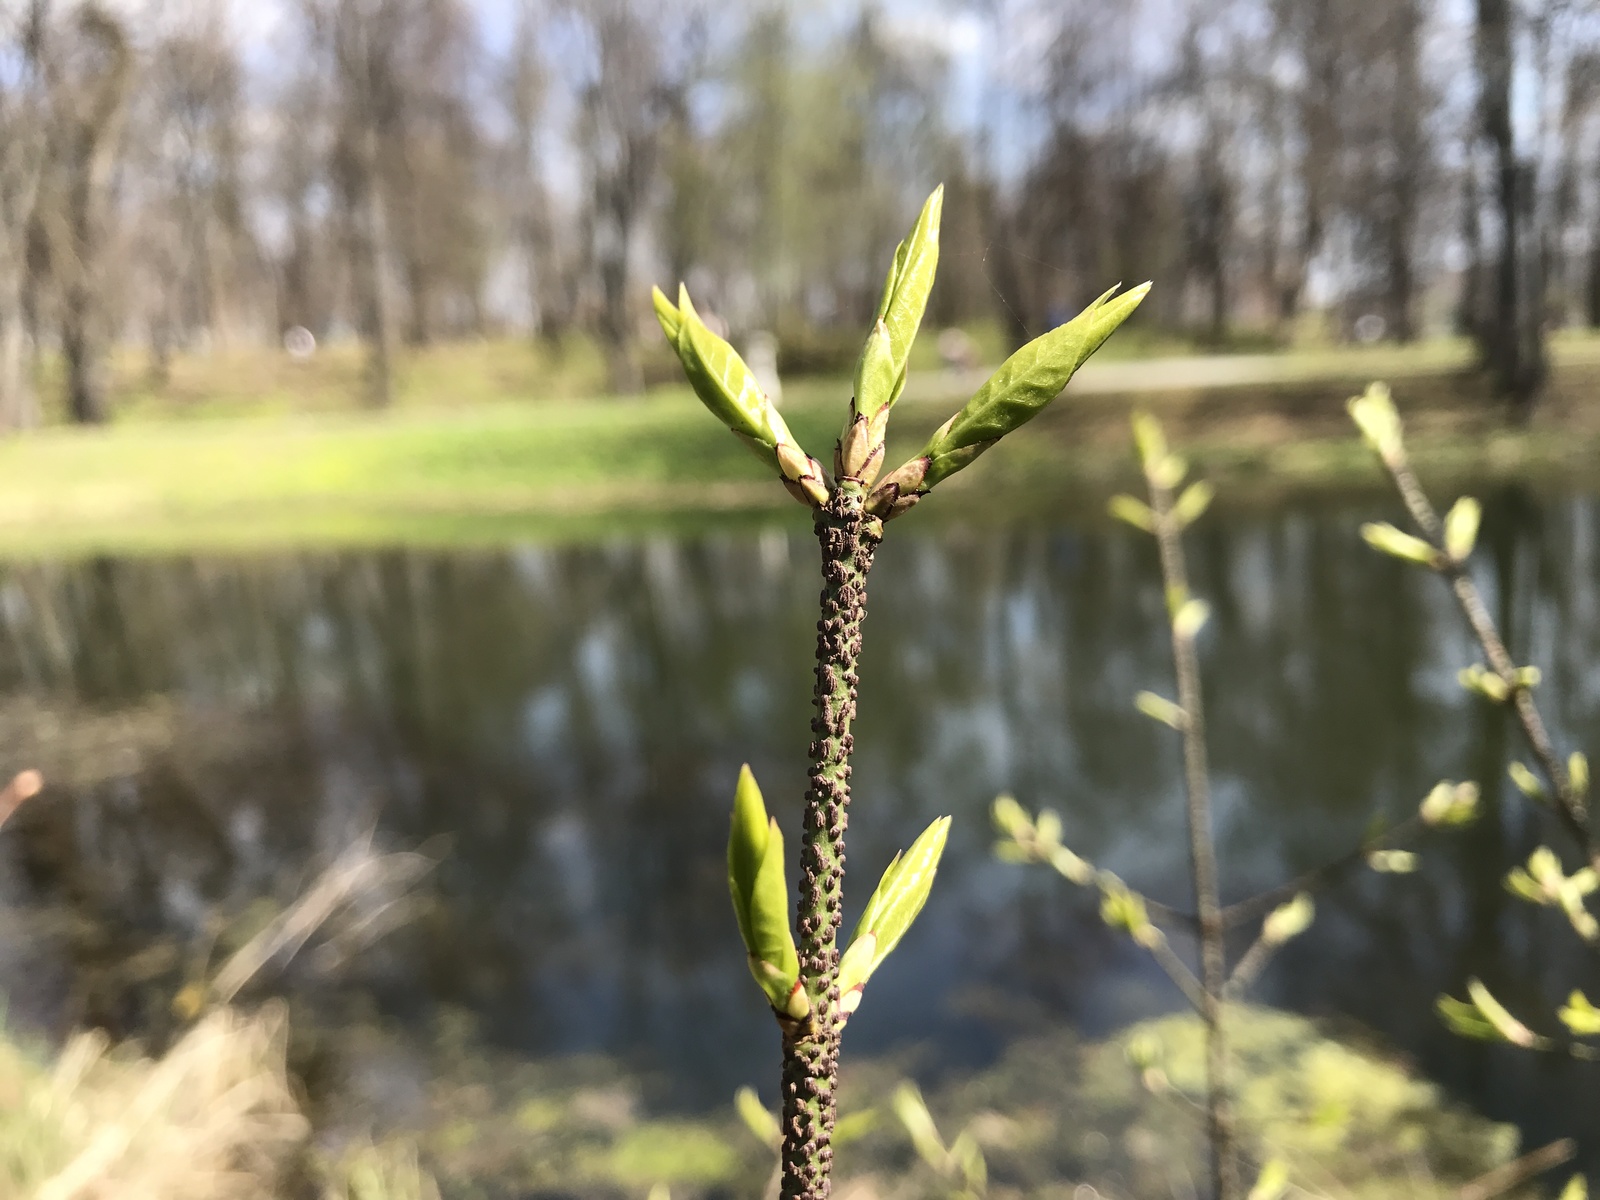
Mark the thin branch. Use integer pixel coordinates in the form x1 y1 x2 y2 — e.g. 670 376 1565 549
1455 1138 1575 1200
1378 445 1595 871
1221 813 1424 929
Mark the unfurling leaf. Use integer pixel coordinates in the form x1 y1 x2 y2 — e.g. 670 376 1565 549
653 285 827 506
734 1085 780 1150
1515 665 1542 689
1367 849 1418 873
1465 977 1543 1048
1108 494 1155 532
853 187 942 422
991 793 1032 840
1131 411 1168 471
1171 480 1215 529
912 283 1150 490
1558 990 1600 1038
1135 691 1187 729
1261 893 1315 946
1459 664 1510 703
1571 752 1591 800
1347 381 1403 459
1508 761 1547 802
1099 877 1159 947
1172 598 1210 642
1444 496 1481 563
1559 1174 1588 1200
1360 522 1441 569
726 766 806 1018
837 816 951 1009
1419 780 1480 827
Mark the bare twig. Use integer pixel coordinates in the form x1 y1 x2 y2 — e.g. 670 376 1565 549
1455 1138 1575 1200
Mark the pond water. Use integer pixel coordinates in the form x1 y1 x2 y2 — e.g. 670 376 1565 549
1 486 1599 1162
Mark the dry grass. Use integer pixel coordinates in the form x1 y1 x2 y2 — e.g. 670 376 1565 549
0 1004 305 1200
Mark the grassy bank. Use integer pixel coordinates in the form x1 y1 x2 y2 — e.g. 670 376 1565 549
3 335 1600 555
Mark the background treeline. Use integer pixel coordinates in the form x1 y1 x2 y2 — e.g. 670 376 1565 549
0 0 1595 420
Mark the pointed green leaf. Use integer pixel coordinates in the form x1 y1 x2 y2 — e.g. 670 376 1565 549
1509 761 1547 802
1560 1174 1587 1200
1135 691 1187 730
1108 494 1155 532
1348 381 1402 458
991 793 1032 840
727 764 771 951
1172 480 1215 529
1360 522 1441 568
1444 496 1481 563
1466 977 1541 1048
653 285 802 473
1419 780 1479 826
746 816 801 1010
1437 993 1499 1041
1131 411 1168 471
918 283 1150 488
840 816 951 996
734 1085 780 1150
855 186 943 419
1571 751 1590 800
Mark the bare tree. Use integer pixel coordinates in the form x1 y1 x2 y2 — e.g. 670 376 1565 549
49 3 132 425
0 1 50 429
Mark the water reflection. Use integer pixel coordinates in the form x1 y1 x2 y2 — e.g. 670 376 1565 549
0 493 1597 1155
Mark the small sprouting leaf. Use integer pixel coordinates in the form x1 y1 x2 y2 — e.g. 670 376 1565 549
726 766 804 1016
1508 761 1547 802
1559 990 1600 1037
1459 664 1510 703
839 816 951 1002
1367 849 1418 873
1172 598 1210 642
1347 381 1403 458
1419 780 1479 827
1515 665 1542 690
1571 752 1590 800
1559 1174 1587 1200
1034 808 1062 847
1444 496 1481 563
991 793 1032 840
734 1085 780 1150
1135 691 1187 730
854 187 942 420
892 1083 948 1169
1131 411 1167 471
1466 977 1542 1048
1360 522 1441 568
1108 494 1155 532
1261 893 1315 946
1438 993 1499 1041
727 765 771 951
1099 877 1158 947
1150 454 1188 491
1172 480 1215 529
917 283 1151 489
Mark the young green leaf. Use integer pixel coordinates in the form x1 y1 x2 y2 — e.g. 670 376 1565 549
1261 893 1315 946
1558 990 1600 1037
1419 780 1479 827
653 285 827 505
1571 751 1591 800
1559 1174 1588 1200
1172 598 1210 642
1465 977 1543 1048
726 766 805 1017
1171 480 1215 529
853 186 943 421
991 793 1032 840
1444 496 1481 563
1459 664 1510 703
1508 761 1547 802
1108 494 1155 532
734 1085 781 1150
1367 849 1418 873
1347 381 1403 459
1360 522 1441 568
883 283 1150 500
837 816 951 1007
1135 691 1187 729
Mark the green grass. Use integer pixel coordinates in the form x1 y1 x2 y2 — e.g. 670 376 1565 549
4 331 1600 556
